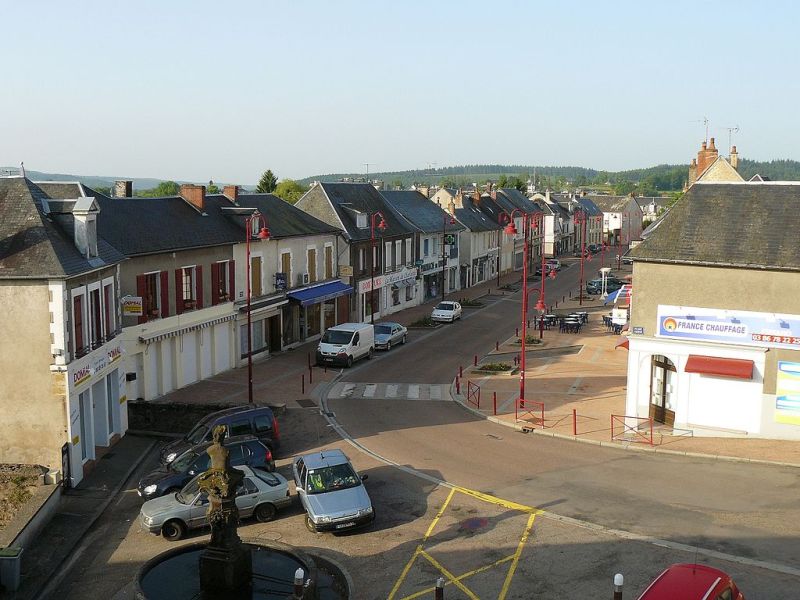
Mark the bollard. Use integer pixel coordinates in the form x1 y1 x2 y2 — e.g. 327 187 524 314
459 365 463 378
495 340 499 351
435 577 445 600
324 365 327 374
307 352 311 369
493 391 497 415
455 377 460 395
613 573 623 600
309 364 313 384
572 408 577 436
301 374 305 395
527 319 530 328
474 355 478 366
294 568 305 598
516 327 519 337
563 295 565 303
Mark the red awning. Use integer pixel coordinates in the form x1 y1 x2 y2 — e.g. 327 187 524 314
615 337 629 350
684 355 754 380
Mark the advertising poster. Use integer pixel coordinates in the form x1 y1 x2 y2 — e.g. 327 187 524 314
776 361 800 425
656 305 800 351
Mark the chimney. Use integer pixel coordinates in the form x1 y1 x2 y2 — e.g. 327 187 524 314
223 185 239 203
696 138 718 177
730 145 739 170
418 185 429 198
490 188 497 200
688 158 697 186
114 180 133 198
448 199 456 216
180 184 206 212
708 137 716 150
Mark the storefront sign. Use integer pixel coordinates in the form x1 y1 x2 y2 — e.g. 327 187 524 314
657 305 800 351
632 326 644 335
122 296 143 316
69 342 123 389
776 362 800 425
73 364 92 387
338 265 353 277
108 346 122 363
358 268 416 294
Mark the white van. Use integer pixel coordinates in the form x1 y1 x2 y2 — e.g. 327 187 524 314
315 323 375 368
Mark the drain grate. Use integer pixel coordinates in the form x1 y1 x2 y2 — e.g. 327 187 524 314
296 399 317 408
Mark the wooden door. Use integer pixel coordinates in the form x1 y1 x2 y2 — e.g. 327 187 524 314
649 355 676 426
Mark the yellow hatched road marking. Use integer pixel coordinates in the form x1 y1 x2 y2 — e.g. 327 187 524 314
400 555 515 600
453 485 539 514
498 513 537 600
420 550 480 600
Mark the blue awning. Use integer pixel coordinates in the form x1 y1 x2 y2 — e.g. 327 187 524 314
287 280 353 307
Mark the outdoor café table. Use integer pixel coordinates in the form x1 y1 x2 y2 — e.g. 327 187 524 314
544 314 558 323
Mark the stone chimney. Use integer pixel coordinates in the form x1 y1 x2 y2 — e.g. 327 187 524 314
418 185 429 198
180 184 206 212
688 158 697 186
730 145 739 170
113 180 133 198
222 185 239 203
448 199 456 216
696 137 719 176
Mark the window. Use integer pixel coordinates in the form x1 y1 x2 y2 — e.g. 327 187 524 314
212 261 230 304
227 444 246 463
229 419 252 436
372 245 378 271
73 293 86 357
251 255 263 296
384 241 391 270
324 245 333 279
395 240 401 269
181 267 195 302
254 415 273 433
141 272 162 319
280 252 291 289
358 247 366 274
405 283 414 302
424 238 430 257
89 287 102 348
103 282 115 338
391 284 400 306
307 248 317 283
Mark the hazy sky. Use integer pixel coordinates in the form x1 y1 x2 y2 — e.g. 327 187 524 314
3 1 798 183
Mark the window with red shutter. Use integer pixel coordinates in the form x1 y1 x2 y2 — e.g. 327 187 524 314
160 271 170 317
104 283 114 338
228 260 235 301
175 269 185 314
73 295 84 357
211 262 220 306
195 265 203 309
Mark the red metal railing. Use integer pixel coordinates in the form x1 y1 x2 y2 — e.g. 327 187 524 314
467 381 481 408
516 398 545 428
611 414 653 446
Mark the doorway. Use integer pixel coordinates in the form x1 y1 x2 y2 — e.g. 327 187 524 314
649 355 676 426
268 315 282 351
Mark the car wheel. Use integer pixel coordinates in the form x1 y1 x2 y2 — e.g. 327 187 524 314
367 347 374 359
305 515 318 533
401 335 407 344
254 503 277 523
386 341 391 351
346 356 353 368
161 519 186 542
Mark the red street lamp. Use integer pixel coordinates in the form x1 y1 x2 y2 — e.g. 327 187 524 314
245 211 270 404
441 212 456 302
369 211 387 324
573 208 589 306
501 209 553 406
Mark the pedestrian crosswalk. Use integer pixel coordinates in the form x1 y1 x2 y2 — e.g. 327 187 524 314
328 382 452 402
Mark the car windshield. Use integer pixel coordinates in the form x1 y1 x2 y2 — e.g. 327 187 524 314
306 463 360 494
321 330 354 345
374 325 392 335
170 450 199 472
435 303 454 311
185 424 209 445
177 475 202 504
252 469 281 487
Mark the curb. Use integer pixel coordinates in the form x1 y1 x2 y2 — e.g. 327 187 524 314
32 438 158 600
449 379 800 470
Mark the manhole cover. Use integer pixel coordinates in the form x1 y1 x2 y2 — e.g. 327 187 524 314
459 517 489 532
296 399 317 408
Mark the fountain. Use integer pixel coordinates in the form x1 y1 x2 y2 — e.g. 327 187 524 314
134 426 349 599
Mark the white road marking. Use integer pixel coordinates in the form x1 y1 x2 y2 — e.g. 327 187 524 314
407 384 420 399
429 385 442 400
342 383 356 398
386 384 399 398
567 377 583 395
363 384 377 398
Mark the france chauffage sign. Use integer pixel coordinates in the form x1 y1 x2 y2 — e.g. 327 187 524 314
657 305 800 350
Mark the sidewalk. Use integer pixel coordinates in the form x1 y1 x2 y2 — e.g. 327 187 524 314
2 434 156 600
453 285 800 468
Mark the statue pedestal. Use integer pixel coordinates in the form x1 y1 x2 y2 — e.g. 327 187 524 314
199 544 252 593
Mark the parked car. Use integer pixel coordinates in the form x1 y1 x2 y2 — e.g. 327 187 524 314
140 465 291 541
374 322 408 350
431 301 462 323
292 449 374 533
545 259 561 271
588 244 601 254
159 405 280 466
637 563 745 599
316 323 375 367
586 278 625 295
140 435 274 500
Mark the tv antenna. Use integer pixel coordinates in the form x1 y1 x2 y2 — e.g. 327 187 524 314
722 125 740 149
692 116 710 142
364 163 375 178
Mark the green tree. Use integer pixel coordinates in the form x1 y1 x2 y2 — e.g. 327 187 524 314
256 170 277 193
207 180 220 194
137 181 181 197
391 179 403 190
613 180 635 196
497 174 509 188
273 180 308 204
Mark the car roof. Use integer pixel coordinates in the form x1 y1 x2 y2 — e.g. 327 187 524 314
376 321 402 327
187 434 261 452
296 449 349 469
638 563 731 599
326 323 371 332
196 405 273 427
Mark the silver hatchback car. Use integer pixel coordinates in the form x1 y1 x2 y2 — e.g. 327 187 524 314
292 449 374 533
140 465 291 541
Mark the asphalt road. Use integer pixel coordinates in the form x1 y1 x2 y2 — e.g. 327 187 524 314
51 260 800 599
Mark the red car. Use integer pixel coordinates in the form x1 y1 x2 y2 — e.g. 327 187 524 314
637 563 745 600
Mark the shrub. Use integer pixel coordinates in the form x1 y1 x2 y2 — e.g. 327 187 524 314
516 336 542 344
410 316 436 327
477 362 512 371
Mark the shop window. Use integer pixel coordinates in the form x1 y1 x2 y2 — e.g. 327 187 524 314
405 283 414 302
391 284 401 306
307 303 321 337
325 245 334 279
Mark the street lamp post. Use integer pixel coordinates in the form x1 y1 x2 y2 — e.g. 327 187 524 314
573 209 591 306
369 212 387 324
245 211 270 404
442 212 456 302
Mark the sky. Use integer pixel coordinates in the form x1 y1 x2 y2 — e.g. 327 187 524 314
2 0 799 184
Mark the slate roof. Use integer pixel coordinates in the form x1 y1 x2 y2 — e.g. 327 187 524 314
628 183 800 271
0 177 124 279
453 196 501 232
381 191 464 234
586 195 640 213
496 188 539 212
296 183 418 242
575 197 603 217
